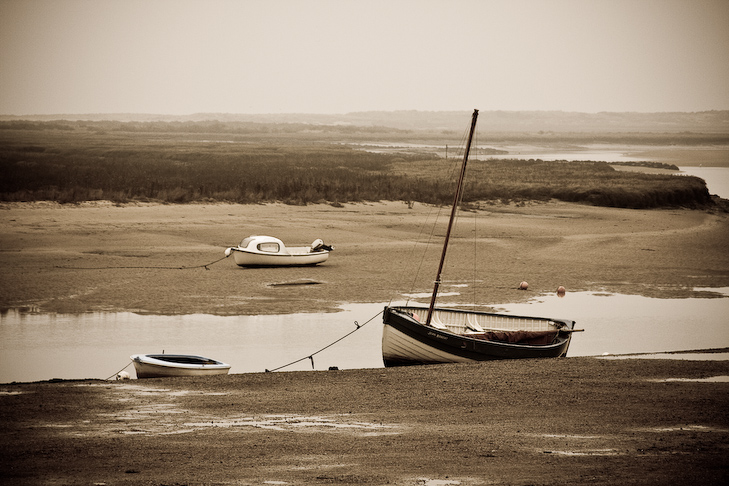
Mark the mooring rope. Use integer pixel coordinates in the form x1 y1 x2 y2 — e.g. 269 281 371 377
105 361 132 381
265 309 383 373
55 254 230 270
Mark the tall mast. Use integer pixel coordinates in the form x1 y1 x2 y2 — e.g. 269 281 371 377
425 109 479 326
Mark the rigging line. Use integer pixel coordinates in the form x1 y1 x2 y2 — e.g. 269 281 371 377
405 154 461 303
445 120 472 232
400 200 445 306
473 199 478 306
390 143 467 307
436 114 479 303
264 310 383 373
54 254 229 270
426 127 471 285
470 129 480 307
388 199 436 307
389 121 474 307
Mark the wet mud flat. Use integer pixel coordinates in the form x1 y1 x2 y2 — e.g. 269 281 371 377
2 201 729 316
1 355 728 485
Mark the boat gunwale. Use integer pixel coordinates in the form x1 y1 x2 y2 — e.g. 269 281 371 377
390 304 574 332
227 235 331 267
228 246 330 258
131 354 231 370
231 235 332 257
383 306 574 363
229 248 330 267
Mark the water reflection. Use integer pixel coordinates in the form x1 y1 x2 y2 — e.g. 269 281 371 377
1 291 728 384
494 289 729 357
0 304 386 384
480 146 644 163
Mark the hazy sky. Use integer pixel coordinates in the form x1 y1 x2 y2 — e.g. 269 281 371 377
1 0 728 115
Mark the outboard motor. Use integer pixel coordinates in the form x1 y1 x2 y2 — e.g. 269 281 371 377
311 239 334 252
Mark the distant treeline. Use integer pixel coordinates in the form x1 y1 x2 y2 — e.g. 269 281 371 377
2 109 728 133
0 127 714 209
0 119 406 136
2 120 729 145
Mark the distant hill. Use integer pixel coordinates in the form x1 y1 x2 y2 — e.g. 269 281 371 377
1 110 727 133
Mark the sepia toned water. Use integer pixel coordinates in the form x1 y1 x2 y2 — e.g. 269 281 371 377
494 288 729 357
1 157 727 384
677 166 729 199
2 290 728 384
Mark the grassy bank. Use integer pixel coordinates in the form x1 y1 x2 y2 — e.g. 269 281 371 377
0 121 715 208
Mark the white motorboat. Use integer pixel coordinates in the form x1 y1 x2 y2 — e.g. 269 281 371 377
224 235 333 267
131 354 231 379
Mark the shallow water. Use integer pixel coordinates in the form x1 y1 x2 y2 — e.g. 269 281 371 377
648 375 729 383
0 304 385 383
480 146 645 163
1 290 728 384
493 288 729 357
677 166 729 199
602 353 729 362
352 141 729 199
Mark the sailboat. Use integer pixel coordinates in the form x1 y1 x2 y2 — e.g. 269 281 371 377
381 109 578 367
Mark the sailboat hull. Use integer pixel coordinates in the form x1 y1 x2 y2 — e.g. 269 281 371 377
382 306 574 367
380 111 579 368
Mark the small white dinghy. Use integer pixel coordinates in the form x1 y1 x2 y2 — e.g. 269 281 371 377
131 354 231 379
225 235 333 267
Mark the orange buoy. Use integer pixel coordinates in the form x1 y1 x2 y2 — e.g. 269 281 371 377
557 286 566 297
519 281 529 290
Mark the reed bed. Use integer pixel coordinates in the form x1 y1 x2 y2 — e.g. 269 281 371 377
0 121 713 209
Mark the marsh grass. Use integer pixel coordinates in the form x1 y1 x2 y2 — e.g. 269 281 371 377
0 121 714 209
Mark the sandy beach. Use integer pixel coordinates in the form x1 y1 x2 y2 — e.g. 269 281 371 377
1 354 728 485
1 200 728 484
2 200 728 315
